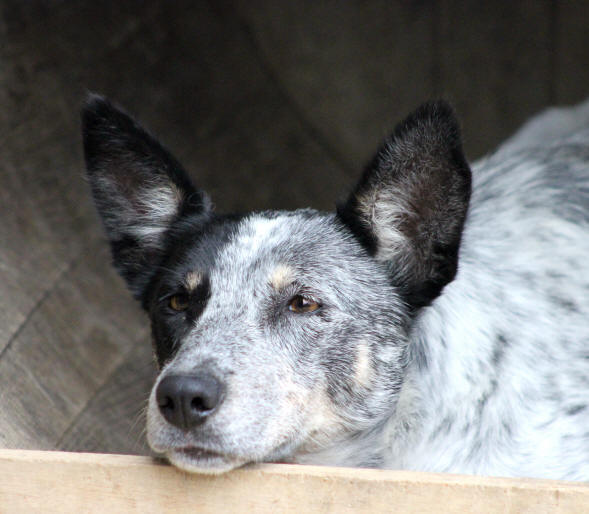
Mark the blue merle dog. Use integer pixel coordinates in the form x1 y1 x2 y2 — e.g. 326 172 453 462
82 95 589 480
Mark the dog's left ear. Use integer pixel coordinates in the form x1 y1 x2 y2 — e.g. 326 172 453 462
338 101 471 310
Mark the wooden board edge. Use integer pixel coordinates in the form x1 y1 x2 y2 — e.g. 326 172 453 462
0 449 587 513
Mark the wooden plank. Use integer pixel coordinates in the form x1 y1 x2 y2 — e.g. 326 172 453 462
554 0 589 104
0 242 148 450
57 343 156 455
0 3 164 353
0 2 160 353
0 117 90 353
68 1 351 213
185 85 352 213
0 450 588 513
236 0 436 170
438 0 553 158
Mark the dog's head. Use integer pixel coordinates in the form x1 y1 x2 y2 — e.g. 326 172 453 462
82 95 470 472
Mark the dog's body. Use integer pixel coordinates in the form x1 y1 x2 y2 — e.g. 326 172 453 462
83 96 589 480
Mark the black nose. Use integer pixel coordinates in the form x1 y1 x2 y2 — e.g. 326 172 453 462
156 372 225 430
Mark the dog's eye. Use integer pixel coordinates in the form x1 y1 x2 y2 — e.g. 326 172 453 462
288 295 320 313
169 293 190 312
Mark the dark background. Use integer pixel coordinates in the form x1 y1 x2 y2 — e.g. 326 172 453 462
1 1 588 455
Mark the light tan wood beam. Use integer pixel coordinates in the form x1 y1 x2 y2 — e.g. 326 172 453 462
1 449 587 513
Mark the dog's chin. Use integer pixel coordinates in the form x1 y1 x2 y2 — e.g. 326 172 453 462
165 447 248 475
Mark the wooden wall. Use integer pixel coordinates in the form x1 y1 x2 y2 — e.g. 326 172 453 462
0 0 588 455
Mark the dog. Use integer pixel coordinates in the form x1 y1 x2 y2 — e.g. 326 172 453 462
82 94 589 480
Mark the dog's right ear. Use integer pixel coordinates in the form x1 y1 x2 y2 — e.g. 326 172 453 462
82 94 212 300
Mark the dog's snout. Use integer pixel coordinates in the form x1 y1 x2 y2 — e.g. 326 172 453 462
156 372 225 430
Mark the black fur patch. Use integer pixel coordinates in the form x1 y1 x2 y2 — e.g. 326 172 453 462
566 405 587 416
146 215 244 367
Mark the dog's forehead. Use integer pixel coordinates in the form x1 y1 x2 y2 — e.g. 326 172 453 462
228 214 293 258
215 211 346 275
180 210 360 286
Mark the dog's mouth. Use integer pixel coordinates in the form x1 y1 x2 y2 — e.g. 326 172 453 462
164 446 247 474
156 437 302 474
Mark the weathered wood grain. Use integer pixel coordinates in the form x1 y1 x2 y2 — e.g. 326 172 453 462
236 0 437 170
58 343 156 456
438 0 554 158
554 1 589 104
0 241 148 449
1 450 588 513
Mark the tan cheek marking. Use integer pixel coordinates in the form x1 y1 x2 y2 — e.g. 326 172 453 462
271 374 341 451
354 343 374 387
269 264 295 290
307 391 341 431
296 389 343 454
185 271 202 291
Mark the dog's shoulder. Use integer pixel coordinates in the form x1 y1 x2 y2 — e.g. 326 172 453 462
404 108 589 479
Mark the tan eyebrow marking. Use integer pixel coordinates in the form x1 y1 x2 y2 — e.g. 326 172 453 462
269 264 295 290
354 343 373 387
185 271 203 291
